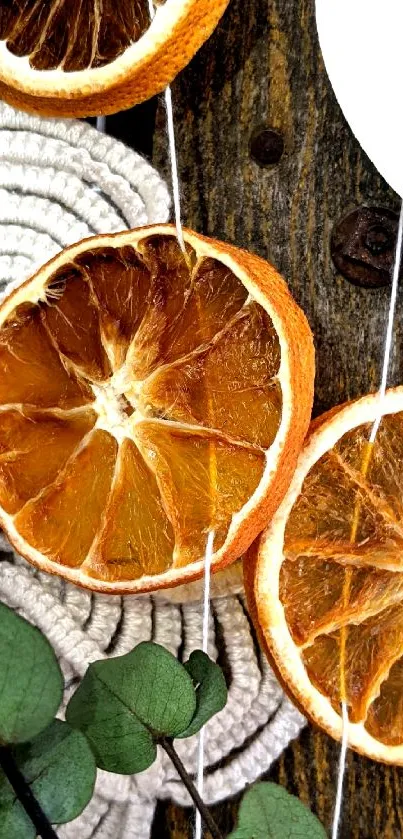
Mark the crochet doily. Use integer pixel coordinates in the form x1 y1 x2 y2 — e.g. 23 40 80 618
0 104 305 838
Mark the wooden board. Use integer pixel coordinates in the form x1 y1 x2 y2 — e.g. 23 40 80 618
107 0 403 835
152 727 403 837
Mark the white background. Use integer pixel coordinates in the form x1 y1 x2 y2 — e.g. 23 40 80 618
316 0 403 197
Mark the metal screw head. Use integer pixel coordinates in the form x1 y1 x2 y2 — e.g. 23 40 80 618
331 206 398 289
364 223 394 256
250 127 284 167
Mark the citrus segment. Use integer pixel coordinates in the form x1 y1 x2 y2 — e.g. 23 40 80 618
15 430 117 567
0 303 92 409
0 407 96 515
128 240 248 380
281 557 403 646
366 658 403 745
0 0 231 116
140 303 282 448
335 415 403 522
41 264 111 381
168 256 249 355
1 2 149 71
285 444 403 571
4 1 149 72
123 237 194 381
0 225 314 594
85 438 174 582
302 604 403 723
75 246 152 370
135 420 265 567
251 388 403 763
284 450 393 549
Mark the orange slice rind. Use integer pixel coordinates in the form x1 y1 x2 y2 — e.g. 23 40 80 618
0 223 314 595
248 387 403 764
0 0 230 117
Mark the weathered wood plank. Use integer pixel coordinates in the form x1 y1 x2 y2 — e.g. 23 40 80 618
152 729 403 838
150 0 403 835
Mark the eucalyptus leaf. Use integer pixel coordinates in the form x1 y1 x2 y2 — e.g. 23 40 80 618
0 790 33 839
178 650 227 738
0 602 63 744
66 642 196 774
67 665 156 774
228 782 328 839
0 719 96 839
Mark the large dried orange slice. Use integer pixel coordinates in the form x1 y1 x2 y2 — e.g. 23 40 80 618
249 387 403 763
0 224 314 594
0 0 229 117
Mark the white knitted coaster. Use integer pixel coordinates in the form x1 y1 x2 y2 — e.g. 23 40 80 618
0 101 170 293
0 104 305 839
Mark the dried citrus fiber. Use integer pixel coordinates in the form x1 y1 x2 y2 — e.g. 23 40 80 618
248 387 403 764
0 0 229 117
0 224 314 595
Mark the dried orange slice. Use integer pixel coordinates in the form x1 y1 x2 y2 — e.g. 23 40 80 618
248 387 403 763
0 0 229 117
0 224 314 594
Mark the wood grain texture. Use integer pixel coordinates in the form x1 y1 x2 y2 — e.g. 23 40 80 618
152 728 403 838
150 0 403 835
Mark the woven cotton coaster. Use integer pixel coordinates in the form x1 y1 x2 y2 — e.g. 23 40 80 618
0 104 305 838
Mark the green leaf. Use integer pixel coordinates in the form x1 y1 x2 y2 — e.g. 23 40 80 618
66 641 197 774
228 782 328 839
67 665 156 774
0 789 33 839
178 650 227 738
0 602 63 744
0 719 96 838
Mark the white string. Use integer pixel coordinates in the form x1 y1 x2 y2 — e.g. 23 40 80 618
332 701 349 839
145 5 209 831
195 530 215 839
146 0 186 253
163 86 186 253
91 117 107 195
331 199 403 839
369 201 403 442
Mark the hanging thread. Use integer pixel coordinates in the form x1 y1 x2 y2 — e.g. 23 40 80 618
369 203 403 442
163 85 186 253
145 5 211 835
331 199 403 839
96 116 106 133
195 530 215 839
331 701 349 839
146 0 186 253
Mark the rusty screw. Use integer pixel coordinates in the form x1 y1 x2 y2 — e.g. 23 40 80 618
331 206 399 289
250 127 284 167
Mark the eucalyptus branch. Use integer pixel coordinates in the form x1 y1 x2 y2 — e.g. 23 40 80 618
160 737 224 839
0 746 59 839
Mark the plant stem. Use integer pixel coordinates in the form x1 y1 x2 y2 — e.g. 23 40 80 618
160 738 224 839
0 745 58 839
